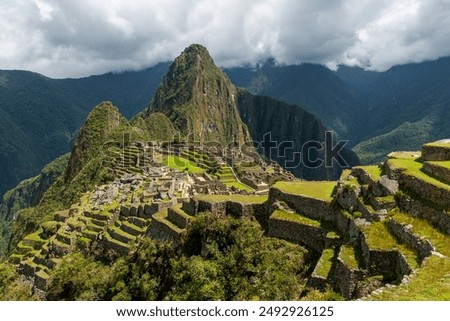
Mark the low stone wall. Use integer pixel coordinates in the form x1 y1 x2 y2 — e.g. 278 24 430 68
399 173 450 209
34 272 48 292
422 162 450 185
182 199 197 216
384 162 405 180
197 200 227 216
359 233 411 280
386 219 434 260
397 193 450 234
181 198 268 221
268 188 334 222
308 273 328 291
422 144 450 161
351 167 376 185
330 248 361 300
267 216 328 252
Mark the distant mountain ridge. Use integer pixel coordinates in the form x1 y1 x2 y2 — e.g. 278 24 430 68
2 52 450 198
0 64 169 198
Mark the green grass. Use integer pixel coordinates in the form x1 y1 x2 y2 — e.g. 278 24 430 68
162 155 205 173
354 165 382 180
362 222 419 269
340 245 359 270
314 248 335 278
224 181 254 192
390 210 450 257
271 210 321 227
427 160 450 169
195 194 267 204
368 255 450 300
273 181 335 202
388 157 450 191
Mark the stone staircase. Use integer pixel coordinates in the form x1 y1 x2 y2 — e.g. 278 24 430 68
148 204 196 241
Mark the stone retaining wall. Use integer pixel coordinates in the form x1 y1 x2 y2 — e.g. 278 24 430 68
386 219 434 260
422 144 450 161
399 173 450 209
268 188 334 222
422 162 450 185
359 233 411 280
267 216 328 252
397 193 450 234
330 248 361 300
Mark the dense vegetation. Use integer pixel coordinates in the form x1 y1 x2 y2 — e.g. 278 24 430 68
0 214 309 301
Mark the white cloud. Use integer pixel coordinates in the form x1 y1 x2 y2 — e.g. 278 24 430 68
0 0 449 77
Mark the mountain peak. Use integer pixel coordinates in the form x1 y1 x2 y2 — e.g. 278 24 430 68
65 101 126 182
146 44 250 145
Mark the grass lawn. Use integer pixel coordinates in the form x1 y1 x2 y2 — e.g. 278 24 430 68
314 248 335 278
388 157 450 191
271 210 321 227
162 155 205 173
273 181 335 202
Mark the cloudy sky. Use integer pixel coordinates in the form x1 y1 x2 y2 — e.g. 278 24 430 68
1 0 449 78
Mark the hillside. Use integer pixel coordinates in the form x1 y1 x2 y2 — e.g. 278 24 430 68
3 54 450 198
145 45 250 145
349 57 450 163
0 45 449 301
0 65 168 199
226 62 366 142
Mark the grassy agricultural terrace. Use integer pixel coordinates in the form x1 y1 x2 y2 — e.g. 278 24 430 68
273 181 335 202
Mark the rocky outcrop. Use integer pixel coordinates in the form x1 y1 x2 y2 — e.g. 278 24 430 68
146 44 250 146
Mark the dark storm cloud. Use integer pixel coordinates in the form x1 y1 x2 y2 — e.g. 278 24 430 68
0 0 449 78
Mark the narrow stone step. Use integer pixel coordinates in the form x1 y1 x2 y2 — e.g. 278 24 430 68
108 225 136 244
90 217 108 227
83 210 111 221
56 231 73 246
81 229 98 241
148 209 184 241
126 216 150 228
167 205 192 229
86 221 104 233
120 220 144 236
23 233 46 249
48 257 62 269
387 210 450 258
16 241 34 254
9 253 25 265
101 232 132 255
49 238 71 257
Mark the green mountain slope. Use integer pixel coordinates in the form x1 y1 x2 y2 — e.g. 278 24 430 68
226 62 365 143
0 65 168 199
145 44 250 145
